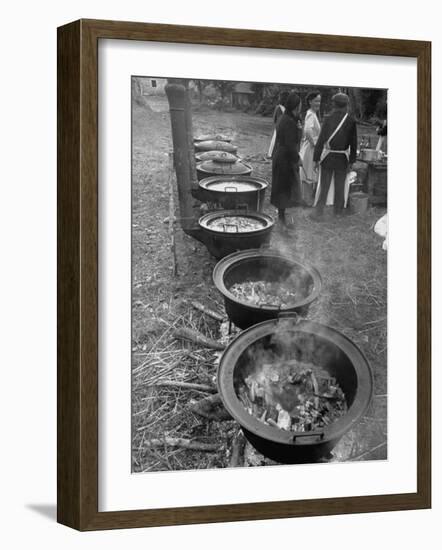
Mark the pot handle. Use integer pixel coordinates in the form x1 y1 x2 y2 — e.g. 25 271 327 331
276 311 308 328
224 186 238 193
277 311 301 322
292 429 324 442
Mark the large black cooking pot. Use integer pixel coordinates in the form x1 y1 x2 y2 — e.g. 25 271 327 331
218 317 373 463
213 249 322 329
198 211 274 259
199 175 268 211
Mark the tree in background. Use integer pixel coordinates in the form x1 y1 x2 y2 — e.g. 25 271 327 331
186 79 387 123
212 80 235 107
131 76 152 110
346 87 387 121
192 79 210 103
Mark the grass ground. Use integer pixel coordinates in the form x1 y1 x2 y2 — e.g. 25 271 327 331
131 96 387 472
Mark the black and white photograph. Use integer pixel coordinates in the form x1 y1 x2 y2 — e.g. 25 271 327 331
131 76 388 473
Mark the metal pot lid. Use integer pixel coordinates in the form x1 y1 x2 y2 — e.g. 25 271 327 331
217 318 373 446
195 151 239 163
194 133 232 142
194 140 238 153
202 180 260 192
197 159 252 175
199 175 268 192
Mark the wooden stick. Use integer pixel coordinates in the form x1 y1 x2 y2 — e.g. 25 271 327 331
362 317 387 326
190 394 232 421
349 441 387 461
168 151 178 276
173 327 225 350
310 371 320 409
151 380 217 393
191 300 225 322
145 437 221 452
229 431 246 467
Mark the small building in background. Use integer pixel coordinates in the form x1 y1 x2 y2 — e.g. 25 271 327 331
141 78 167 96
231 82 255 108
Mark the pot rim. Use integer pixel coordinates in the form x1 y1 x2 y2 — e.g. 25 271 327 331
217 318 373 447
198 210 275 235
212 249 322 311
199 175 268 193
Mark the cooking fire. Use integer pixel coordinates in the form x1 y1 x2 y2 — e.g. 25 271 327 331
230 280 299 307
237 357 347 433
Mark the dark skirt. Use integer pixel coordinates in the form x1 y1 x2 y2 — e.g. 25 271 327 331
271 147 301 208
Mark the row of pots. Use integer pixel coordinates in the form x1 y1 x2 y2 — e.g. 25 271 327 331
193 135 273 258
191 137 373 464
192 137 324 327
211 248 373 465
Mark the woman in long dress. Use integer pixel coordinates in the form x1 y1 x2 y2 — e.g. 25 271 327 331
271 92 303 227
299 91 321 205
267 90 290 158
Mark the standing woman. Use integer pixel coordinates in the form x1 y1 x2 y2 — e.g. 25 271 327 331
299 91 322 205
267 90 290 158
271 92 303 227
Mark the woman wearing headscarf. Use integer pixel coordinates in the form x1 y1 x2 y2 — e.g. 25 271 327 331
267 90 290 158
299 91 322 205
271 92 303 227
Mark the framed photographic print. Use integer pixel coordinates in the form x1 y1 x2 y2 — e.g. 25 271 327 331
57 19 431 530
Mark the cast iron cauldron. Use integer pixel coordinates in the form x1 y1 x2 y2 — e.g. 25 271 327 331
213 249 322 329
194 140 238 154
198 175 268 211
198 211 274 259
217 316 373 463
